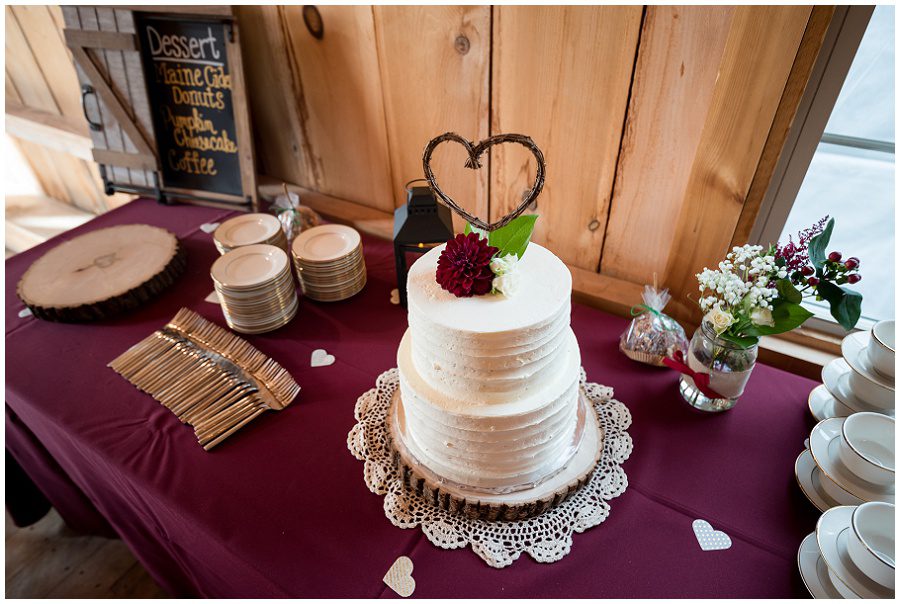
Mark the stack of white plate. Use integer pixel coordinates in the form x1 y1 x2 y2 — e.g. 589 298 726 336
796 412 894 512
291 224 366 302
798 502 894 598
210 244 298 334
213 213 288 255
809 321 894 421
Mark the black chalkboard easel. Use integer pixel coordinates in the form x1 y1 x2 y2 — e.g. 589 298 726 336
135 13 255 209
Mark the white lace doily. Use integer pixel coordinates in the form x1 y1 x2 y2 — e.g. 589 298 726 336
347 368 632 568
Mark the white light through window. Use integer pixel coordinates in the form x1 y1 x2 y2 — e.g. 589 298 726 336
777 5 895 325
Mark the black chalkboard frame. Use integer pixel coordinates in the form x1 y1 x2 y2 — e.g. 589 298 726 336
132 9 257 211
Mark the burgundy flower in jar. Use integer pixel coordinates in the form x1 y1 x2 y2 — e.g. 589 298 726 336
435 233 498 297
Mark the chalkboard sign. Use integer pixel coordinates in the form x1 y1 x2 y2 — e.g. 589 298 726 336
136 16 245 198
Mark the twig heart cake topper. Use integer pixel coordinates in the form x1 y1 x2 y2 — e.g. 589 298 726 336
422 132 546 232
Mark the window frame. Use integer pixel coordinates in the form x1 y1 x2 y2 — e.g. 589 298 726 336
750 5 882 338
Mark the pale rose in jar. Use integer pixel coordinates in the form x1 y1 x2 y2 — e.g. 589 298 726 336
704 307 736 335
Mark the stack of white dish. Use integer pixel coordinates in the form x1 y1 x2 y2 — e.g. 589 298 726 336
798 502 895 598
291 225 366 302
213 213 288 255
810 321 895 421
210 244 298 334
796 412 895 512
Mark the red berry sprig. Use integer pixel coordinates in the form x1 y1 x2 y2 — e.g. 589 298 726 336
792 250 862 297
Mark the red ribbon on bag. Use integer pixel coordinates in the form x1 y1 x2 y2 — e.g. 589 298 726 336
663 350 726 399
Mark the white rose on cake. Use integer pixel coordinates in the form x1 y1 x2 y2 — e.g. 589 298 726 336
490 253 521 297
492 272 521 297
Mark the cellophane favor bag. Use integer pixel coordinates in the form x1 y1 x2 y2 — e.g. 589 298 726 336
272 189 321 248
619 285 688 366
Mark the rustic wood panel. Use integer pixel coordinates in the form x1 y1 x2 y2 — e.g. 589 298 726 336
731 6 836 247
10 5 83 118
600 6 734 283
6 7 59 110
77 6 130 186
97 6 143 186
7 5 830 339
5 101 93 160
276 6 395 212
490 6 642 270
662 6 813 325
373 6 490 231
61 6 111 174
6 5 107 213
233 6 310 189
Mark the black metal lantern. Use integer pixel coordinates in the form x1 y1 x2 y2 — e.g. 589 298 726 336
393 179 454 306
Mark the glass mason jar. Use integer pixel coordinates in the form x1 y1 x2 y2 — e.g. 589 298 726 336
678 321 758 412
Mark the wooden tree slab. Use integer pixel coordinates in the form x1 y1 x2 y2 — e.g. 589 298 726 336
17 224 185 322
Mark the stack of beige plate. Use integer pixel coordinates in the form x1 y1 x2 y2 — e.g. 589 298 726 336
211 244 298 334
213 213 288 255
291 225 366 302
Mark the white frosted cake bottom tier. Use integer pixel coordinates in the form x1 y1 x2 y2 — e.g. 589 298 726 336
396 328 582 488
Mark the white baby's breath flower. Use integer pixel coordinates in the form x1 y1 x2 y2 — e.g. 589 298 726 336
750 307 775 327
705 306 736 335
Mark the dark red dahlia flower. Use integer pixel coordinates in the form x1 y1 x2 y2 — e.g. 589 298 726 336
435 233 498 297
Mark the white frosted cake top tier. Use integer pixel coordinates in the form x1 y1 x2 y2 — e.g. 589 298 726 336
406 242 572 335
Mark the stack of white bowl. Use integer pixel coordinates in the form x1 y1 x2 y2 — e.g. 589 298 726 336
809 321 894 421
796 412 895 512
798 502 894 598
795 320 895 597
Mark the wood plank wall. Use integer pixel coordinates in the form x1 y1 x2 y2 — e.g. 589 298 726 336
6 6 824 325
236 5 819 324
5 5 110 213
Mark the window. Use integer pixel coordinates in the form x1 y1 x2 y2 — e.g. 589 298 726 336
753 6 895 333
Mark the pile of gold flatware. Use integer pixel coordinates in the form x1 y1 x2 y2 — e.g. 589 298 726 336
291 224 367 302
213 213 288 255
211 244 298 334
109 307 301 451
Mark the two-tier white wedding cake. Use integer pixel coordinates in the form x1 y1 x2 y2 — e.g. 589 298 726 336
396 241 582 490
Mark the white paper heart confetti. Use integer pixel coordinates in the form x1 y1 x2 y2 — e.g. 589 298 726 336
383 555 415 597
204 291 221 305
390 289 400 305
692 519 732 551
310 348 335 368
200 222 220 234
18 307 33 318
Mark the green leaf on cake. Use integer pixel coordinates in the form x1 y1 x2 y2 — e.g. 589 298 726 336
464 223 489 242
487 215 538 259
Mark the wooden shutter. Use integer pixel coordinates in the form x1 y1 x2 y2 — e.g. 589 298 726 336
61 6 158 194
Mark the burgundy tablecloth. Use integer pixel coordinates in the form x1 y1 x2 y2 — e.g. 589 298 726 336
5 198 821 598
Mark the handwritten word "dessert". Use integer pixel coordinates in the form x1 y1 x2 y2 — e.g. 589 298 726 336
147 25 221 62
